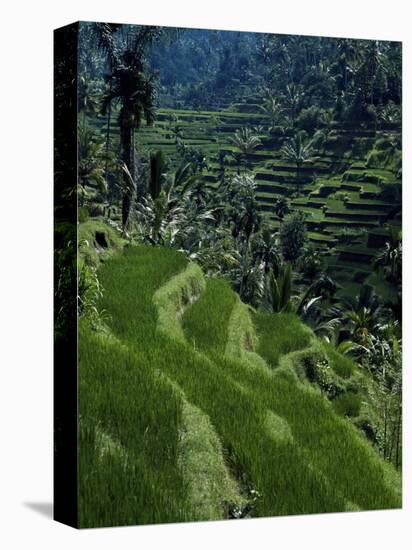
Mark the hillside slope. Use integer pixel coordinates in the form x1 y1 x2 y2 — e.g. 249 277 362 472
78 243 400 527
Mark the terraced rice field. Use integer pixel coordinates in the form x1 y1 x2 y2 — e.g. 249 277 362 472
78 244 401 527
91 98 401 299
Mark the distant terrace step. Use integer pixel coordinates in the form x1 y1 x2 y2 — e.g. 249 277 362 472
324 210 386 221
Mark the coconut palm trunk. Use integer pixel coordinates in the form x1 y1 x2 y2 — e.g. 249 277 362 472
104 80 113 193
121 125 136 229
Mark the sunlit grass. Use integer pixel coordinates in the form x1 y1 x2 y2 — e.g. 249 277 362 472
182 278 237 354
78 244 401 527
78 324 188 528
254 311 312 367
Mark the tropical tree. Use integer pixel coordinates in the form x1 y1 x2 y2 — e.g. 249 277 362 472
230 128 261 172
378 101 401 125
283 83 303 124
296 245 323 279
129 160 215 248
78 76 101 123
101 44 157 230
234 242 266 307
280 135 314 195
171 122 183 144
250 228 281 275
220 174 262 242
296 273 337 317
279 210 306 263
336 38 357 91
216 149 230 184
148 150 166 200
259 92 285 133
90 23 123 189
374 228 402 285
338 285 387 347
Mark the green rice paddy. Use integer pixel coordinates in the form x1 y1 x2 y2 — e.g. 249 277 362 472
78 244 401 526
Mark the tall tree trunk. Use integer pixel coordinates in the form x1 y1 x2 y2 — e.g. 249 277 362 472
104 86 112 200
121 126 135 230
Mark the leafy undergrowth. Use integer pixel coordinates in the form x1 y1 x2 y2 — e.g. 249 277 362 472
78 244 401 527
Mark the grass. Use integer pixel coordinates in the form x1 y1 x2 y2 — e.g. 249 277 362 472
322 342 356 379
179 399 245 520
79 247 249 525
153 262 206 342
332 391 362 418
254 311 312 367
182 278 237 354
78 324 189 528
78 244 401 527
181 264 400 511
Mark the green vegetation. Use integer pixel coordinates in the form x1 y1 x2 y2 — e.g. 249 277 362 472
69 23 402 527
254 311 312 366
183 278 236 353
79 245 400 526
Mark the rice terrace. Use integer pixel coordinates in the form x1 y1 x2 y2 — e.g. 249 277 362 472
55 22 402 528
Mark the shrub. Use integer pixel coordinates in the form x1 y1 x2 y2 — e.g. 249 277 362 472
296 106 327 134
297 246 322 278
323 343 356 379
280 211 306 263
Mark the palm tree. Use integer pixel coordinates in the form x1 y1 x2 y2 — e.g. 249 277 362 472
259 93 285 133
149 150 165 200
221 174 261 240
251 228 281 275
336 38 357 91
378 101 401 125
338 285 386 346
355 40 386 105
78 76 100 123
126 158 215 247
94 24 121 186
230 128 261 172
283 83 303 125
344 307 377 345
280 135 313 195
171 122 183 144
374 228 402 285
102 48 156 230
